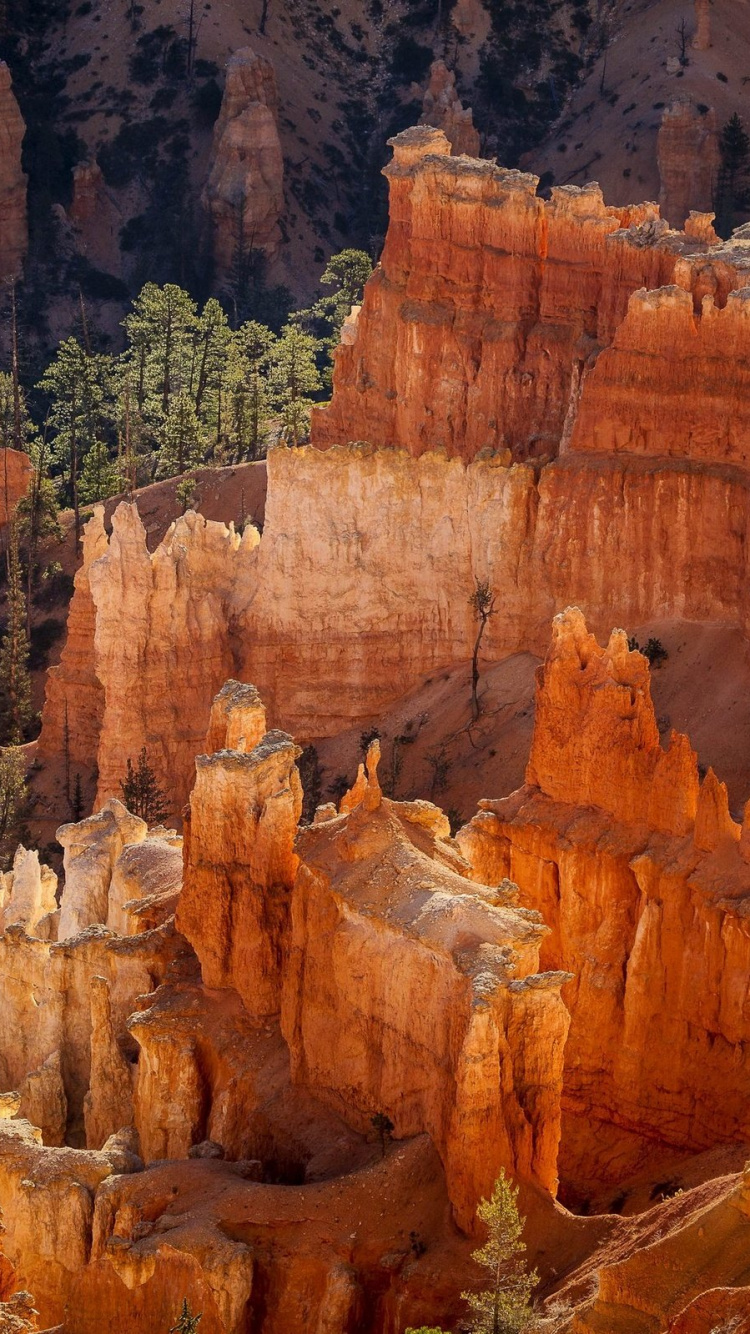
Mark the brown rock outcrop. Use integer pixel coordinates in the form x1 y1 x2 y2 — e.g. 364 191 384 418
458 608 750 1197
0 64 27 281
419 60 480 157
177 727 302 1018
86 504 257 811
657 99 719 229
83 975 134 1151
69 160 121 275
203 46 284 282
107 829 183 937
204 679 266 754
0 449 32 528
0 915 178 1144
0 1119 143 1329
17 1050 67 1148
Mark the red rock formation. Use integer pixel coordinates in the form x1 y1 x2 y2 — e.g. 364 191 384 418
540 1163 750 1330
41 430 750 803
458 609 750 1197
282 743 570 1231
657 99 719 229
0 448 32 527
107 829 183 936
203 46 284 282
419 60 480 157
57 799 147 941
177 729 302 1019
569 284 750 463
0 64 27 281
311 126 744 463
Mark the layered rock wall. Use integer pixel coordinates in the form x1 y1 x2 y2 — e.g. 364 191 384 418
311 126 749 463
458 609 750 1194
569 285 750 464
177 730 302 1017
281 755 570 1230
40 437 750 810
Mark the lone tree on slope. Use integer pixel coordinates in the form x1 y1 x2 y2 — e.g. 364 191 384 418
469 579 497 723
121 747 169 826
462 1171 537 1334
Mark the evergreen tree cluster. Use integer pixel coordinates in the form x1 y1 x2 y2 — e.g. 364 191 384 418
34 248 372 512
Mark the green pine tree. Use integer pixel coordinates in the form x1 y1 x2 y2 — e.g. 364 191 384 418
715 113 750 238
0 746 27 871
169 1300 202 1334
0 521 32 746
39 338 114 540
462 1172 537 1334
227 320 275 461
121 747 169 825
268 324 321 445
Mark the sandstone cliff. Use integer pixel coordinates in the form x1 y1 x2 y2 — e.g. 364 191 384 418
458 608 750 1200
311 126 749 463
177 729 302 1018
202 46 284 284
40 425 750 812
282 745 570 1231
0 64 27 282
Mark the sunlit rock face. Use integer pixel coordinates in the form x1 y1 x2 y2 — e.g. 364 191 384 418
459 608 750 1199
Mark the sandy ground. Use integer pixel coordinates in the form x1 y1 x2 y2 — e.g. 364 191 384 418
526 0 750 215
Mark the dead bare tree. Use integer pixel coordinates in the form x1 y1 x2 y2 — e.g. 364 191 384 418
469 579 497 723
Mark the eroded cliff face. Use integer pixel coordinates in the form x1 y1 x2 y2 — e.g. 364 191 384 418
282 747 570 1232
0 64 27 282
0 681 572 1327
458 608 750 1201
40 432 750 815
311 125 750 463
202 45 284 283
177 730 302 1018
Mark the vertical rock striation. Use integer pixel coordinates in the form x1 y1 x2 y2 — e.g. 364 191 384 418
459 608 750 1195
